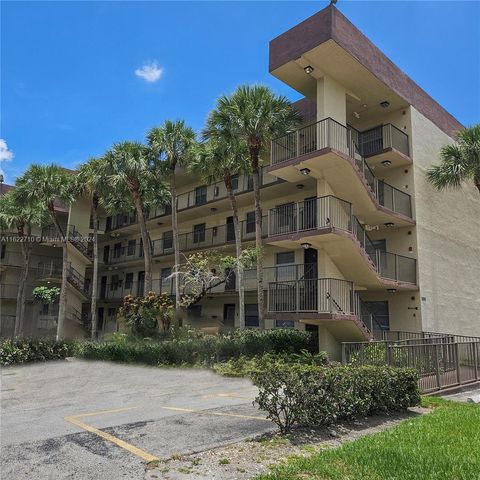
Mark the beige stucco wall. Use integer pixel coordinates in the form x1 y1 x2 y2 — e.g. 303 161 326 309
410 108 480 336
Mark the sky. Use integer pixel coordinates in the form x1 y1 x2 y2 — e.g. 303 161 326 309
1 0 479 184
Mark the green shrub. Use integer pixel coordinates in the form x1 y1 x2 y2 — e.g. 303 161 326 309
0 339 77 366
251 362 420 433
77 329 312 367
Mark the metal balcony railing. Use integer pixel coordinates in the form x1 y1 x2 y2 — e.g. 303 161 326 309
270 118 412 218
268 196 417 284
34 260 89 296
67 224 93 260
176 167 281 210
267 278 356 314
105 167 281 232
352 124 410 158
152 216 268 257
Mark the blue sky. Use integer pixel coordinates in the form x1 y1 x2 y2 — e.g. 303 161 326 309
1 1 479 184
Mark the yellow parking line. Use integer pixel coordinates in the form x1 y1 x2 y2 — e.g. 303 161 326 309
160 406 270 422
64 407 158 463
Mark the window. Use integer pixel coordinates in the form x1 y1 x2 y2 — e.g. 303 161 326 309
275 319 295 329
125 273 134 289
108 308 117 320
41 303 49 315
163 231 173 250
193 223 206 243
0 243 5 259
245 304 259 328
161 267 172 279
127 240 136 256
113 243 122 259
164 203 172 215
245 211 255 234
247 175 254 190
105 216 112 231
195 185 207 205
276 251 295 265
226 217 235 242
187 304 202 318
231 175 239 191
111 275 120 291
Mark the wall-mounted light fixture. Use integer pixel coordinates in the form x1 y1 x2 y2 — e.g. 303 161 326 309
387 288 397 293
380 101 390 108
300 167 311 176
296 184 305 189
304 65 314 74
301 242 312 250
381 160 392 166
210 207 217 212
384 222 395 228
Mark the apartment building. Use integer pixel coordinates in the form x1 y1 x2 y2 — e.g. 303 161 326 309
2 6 478 357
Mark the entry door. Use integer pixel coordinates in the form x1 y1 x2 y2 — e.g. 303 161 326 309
223 304 235 329
103 245 110 264
137 271 145 297
100 276 107 299
226 216 235 242
305 324 319 353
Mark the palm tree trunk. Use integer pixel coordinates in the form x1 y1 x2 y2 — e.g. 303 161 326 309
170 174 182 327
15 240 31 338
132 190 152 293
224 173 245 329
49 210 68 341
90 197 99 339
474 173 480 193
250 149 264 329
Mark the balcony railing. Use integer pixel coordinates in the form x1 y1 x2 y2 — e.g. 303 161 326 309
267 278 357 314
268 196 416 284
99 264 317 300
177 167 281 210
68 225 93 260
34 260 89 296
105 167 281 232
270 118 412 218
352 124 410 158
152 216 268 257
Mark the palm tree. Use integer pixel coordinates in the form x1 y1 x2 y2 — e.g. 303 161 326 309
103 142 166 294
147 121 197 320
190 138 250 328
0 189 48 338
16 164 74 340
75 157 109 339
427 124 480 193
205 85 301 328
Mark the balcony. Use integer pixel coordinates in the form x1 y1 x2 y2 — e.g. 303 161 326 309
268 196 417 286
67 225 93 261
269 118 413 222
34 261 89 298
152 217 268 257
351 124 410 168
267 277 371 340
105 167 282 232
99 264 316 300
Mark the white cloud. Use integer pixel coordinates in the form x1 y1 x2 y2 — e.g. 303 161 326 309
0 139 14 182
135 62 163 83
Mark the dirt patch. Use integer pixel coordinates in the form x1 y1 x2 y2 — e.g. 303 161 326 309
146 406 429 480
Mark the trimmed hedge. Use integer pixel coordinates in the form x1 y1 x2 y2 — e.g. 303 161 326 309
251 361 420 433
0 339 77 366
78 329 312 366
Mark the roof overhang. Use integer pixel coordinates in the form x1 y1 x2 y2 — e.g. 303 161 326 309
269 5 463 137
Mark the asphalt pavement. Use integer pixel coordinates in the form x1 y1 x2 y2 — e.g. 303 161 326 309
1 359 275 479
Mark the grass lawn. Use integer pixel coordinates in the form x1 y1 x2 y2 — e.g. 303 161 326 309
255 397 480 480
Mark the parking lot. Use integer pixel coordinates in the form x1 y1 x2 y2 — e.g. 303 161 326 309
1 360 275 479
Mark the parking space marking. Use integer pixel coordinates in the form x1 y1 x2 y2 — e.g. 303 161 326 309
64 407 158 463
160 406 270 422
